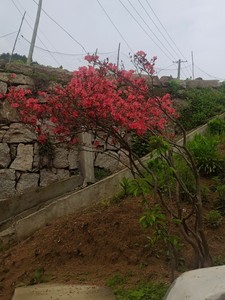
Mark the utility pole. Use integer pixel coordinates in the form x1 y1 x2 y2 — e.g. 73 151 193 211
117 43 121 68
173 59 187 80
9 11 26 63
27 0 42 64
191 51 195 80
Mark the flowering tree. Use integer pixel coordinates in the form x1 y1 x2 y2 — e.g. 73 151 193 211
5 51 212 274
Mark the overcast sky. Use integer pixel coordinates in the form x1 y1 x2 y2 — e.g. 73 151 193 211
0 0 225 80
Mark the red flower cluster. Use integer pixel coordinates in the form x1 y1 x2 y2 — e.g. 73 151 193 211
5 52 177 144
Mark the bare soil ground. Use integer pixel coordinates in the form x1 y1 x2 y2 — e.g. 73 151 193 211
1 183 225 300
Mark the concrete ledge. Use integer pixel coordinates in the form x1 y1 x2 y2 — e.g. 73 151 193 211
12 284 115 300
0 175 83 225
4 113 225 242
15 167 132 241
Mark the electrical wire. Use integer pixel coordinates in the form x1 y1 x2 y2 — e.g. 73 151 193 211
21 35 115 57
0 31 18 39
137 0 180 59
118 0 173 61
10 0 62 66
145 0 185 61
32 0 87 54
14 0 72 69
126 0 176 60
145 0 192 78
96 0 134 54
195 65 224 81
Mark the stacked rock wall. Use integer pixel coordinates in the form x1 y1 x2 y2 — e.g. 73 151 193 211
0 62 221 200
0 65 80 199
0 63 123 200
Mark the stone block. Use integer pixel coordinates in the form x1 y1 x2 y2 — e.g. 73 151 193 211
0 143 11 168
0 130 6 142
52 146 69 168
5 63 34 76
10 144 33 171
0 81 7 94
95 151 119 172
0 100 19 123
0 72 34 85
0 169 16 197
68 146 79 169
16 173 39 193
33 143 40 168
56 169 70 180
3 123 36 143
40 168 58 187
186 79 220 89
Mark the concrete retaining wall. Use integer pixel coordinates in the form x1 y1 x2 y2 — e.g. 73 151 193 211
0 175 83 227
11 113 225 241
14 167 132 240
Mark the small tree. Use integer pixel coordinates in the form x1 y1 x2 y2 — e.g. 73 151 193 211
5 51 212 271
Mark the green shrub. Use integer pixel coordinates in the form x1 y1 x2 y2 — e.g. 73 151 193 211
94 167 111 180
131 133 151 158
208 118 225 136
187 134 222 176
114 282 168 300
215 184 225 215
174 156 196 201
200 184 210 204
206 210 222 228
178 88 225 130
106 274 127 287
29 268 52 285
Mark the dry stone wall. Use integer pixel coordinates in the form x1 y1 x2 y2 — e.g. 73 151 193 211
0 65 79 199
0 63 123 200
0 62 221 200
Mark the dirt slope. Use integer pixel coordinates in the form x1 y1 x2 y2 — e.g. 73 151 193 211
1 192 225 300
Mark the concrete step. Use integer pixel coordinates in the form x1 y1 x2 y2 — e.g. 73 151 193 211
12 283 116 300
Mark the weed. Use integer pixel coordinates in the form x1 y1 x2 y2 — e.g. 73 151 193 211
29 268 52 285
94 167 111 180
187 134 223 176
215 184 225 215
206 210 222 228
39 139 55 158
106 274 127 287
201 184 210 204
114 282 168 300
208 118 225 136
213 255 225 266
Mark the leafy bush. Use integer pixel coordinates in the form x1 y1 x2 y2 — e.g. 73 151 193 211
114 282 168 300
29 268 52 285
215 184 225 215
174 155 196 201
178 88 225 130
187 134 222 176
208 118 225 136
94 167 111 180
131 133 151 158
206 210 222 228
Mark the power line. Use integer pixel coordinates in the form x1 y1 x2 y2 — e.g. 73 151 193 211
21 35 115 57
10 0 62 66
144 0 192 78
96 0 134 54
0 31 18 39
32 0 87 53
14 0 69 67
118 0 173 61
145 0 185 61
125 0 176 60
137 0 180 59
195 65 225 81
